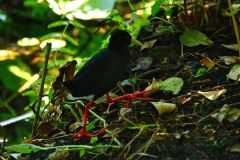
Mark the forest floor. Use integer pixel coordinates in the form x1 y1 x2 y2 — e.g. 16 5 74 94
15 17 240 160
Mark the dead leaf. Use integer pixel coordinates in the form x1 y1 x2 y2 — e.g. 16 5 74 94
211 105 240 123
144 78 159 96
228 144 240 153
151 101 176 116
211 105 229 123
177 97 191 104
227 64 240 81
222 44 239 51
132 56 153 71
48 150 70 160
200 57 215 69
140 39 157 51
64 60 78 80
219 56 240 65
197 89 226 100
226 108 240 122
36 121 55 137
52 60 77 92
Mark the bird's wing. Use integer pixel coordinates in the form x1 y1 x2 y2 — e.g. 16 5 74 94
71 49 125 97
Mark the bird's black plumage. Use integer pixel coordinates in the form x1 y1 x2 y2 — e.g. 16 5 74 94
63 30 132 99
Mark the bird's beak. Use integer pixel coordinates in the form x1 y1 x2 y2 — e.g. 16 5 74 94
131 38 143 46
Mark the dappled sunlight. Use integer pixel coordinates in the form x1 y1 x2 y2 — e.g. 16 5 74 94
0 50 19 61
40 38 66 49
18 74 39 93
8 65 32 80
17 37 40 47
47 0 115 20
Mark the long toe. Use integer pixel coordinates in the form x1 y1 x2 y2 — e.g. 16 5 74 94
73 128 106 140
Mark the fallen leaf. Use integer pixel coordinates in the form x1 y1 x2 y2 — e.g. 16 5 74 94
219 56 240 65
180 28 213 47
211 105 240 123
64 60 78 80
48 150 70 160
132 56 153 71
226 108 240 122
151 101 176 115
52 60 77 91
200 57 215 69
211 105 229 123
228 144 240 153
144 78 159 96
222 44 239 51
177 97 191 104
227 64 240 81
140 39 157 51
159 77 184 95
197 89 226 100
36 121 55 137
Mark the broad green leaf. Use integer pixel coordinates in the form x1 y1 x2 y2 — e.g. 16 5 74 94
227 64 240 81
5 144 43 154
159 77 184 95
151 0 165 16
180 29 213 47
47 20 69 28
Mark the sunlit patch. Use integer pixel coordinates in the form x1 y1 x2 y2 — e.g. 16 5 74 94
0 10 7 22
0 50 19 61
47 0 114 20
42 95 50 104
40 39 66 49
0 138 8 143
17 37 40 47
18 74 39 93
8 65 32 80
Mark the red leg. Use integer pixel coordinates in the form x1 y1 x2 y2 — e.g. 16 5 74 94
73 98 105 140
106 90 153 108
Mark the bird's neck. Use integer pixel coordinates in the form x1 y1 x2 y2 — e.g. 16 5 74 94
107 45 129 55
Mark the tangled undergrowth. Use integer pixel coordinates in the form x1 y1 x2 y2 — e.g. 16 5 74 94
17 15 240 160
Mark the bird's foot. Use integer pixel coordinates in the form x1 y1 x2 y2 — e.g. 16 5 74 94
73 128 106 140
106 90 153 108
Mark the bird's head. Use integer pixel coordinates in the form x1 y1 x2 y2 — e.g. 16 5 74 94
108 30 132 52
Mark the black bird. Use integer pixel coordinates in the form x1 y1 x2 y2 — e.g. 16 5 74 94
63 30 152 139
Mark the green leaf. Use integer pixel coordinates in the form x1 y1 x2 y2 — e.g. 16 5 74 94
151 0 165 16
159 77 184 95
194 67 208 77
58 47 78 55
70 21 85 29
0 60 31 91
4 144 43 154
47 20 69 28
63 34 79 46
40 32 63 40
80 149 86 158
227 64 240 81
180 29 213 47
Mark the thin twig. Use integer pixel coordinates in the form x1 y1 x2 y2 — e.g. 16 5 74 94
32 43 52 137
